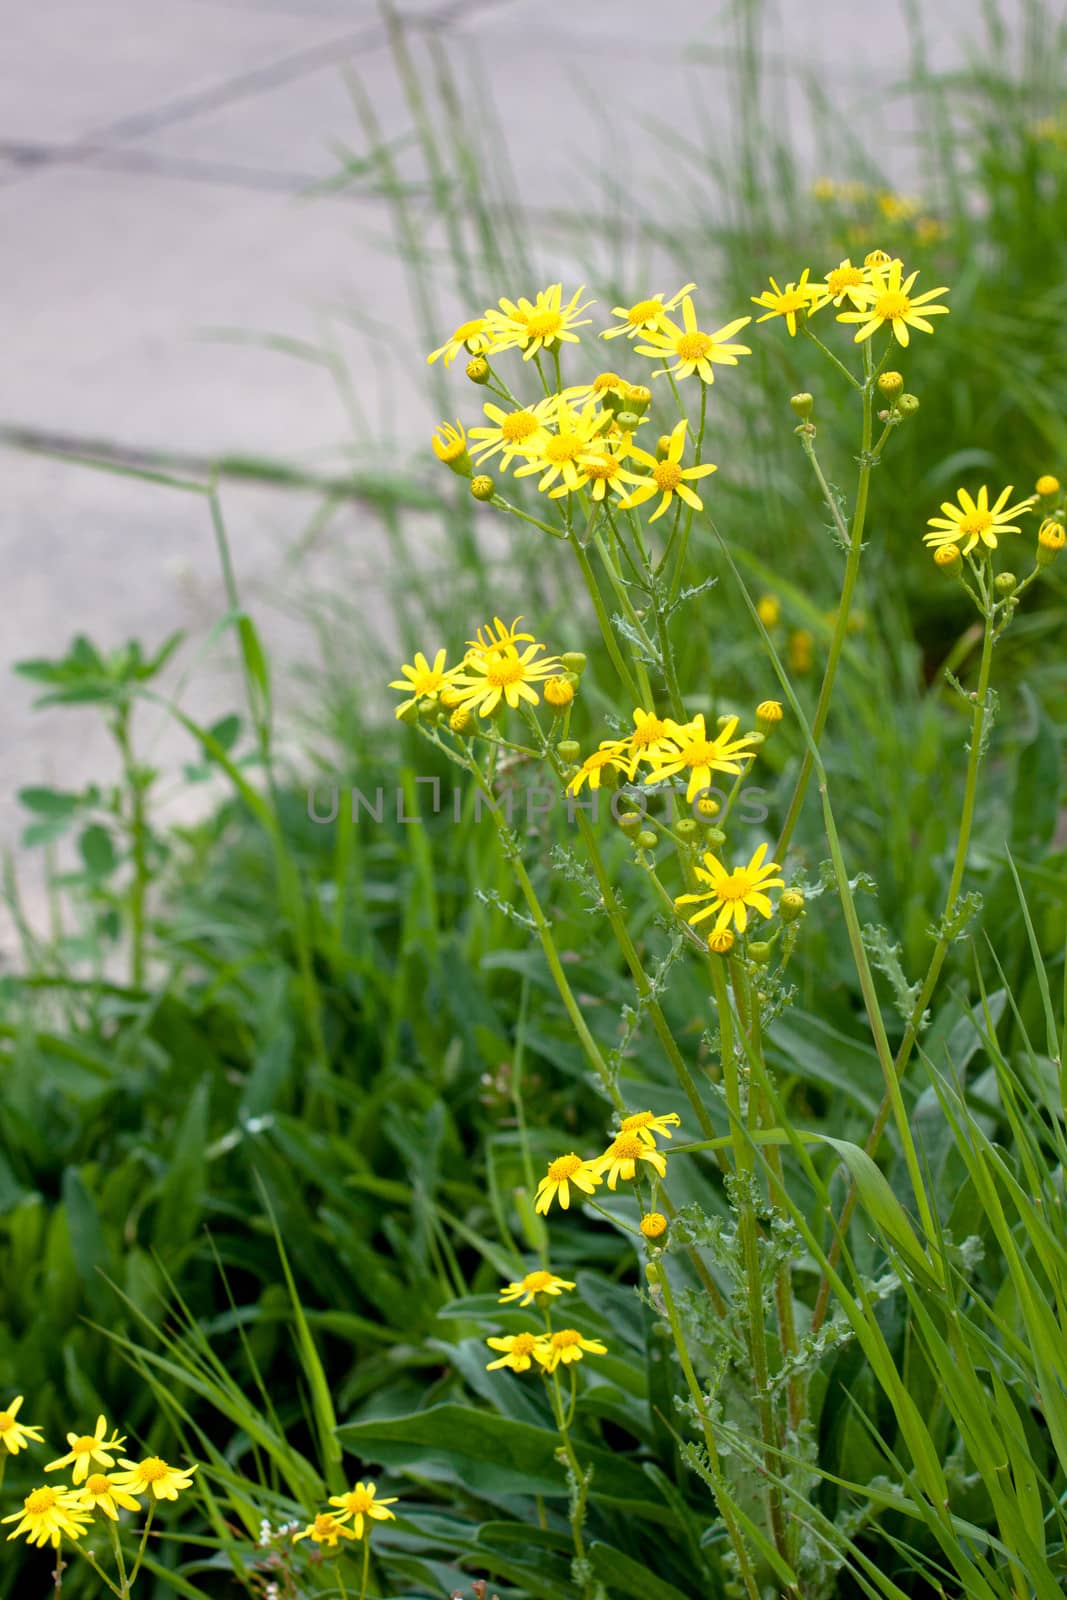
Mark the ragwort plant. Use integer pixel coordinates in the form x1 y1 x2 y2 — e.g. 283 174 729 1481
392 254 1067 1599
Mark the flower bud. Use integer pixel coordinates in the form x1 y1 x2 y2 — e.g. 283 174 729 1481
707 929 735 955
864 248 893 268
675 818 700 843
779 888 805 922
614 410 642 434
703 826 726 848
616 809 644 833
756 699 784 730
470 474 495 501
449 706 472 735
465 356 491 385
1037 517 1065 565
747 941 772 964
994 570 1017 596
790 392 814 419
656 435 673 460
644 1261 661 1284
695 794 720 819
877 370 904 398
624 384 652 415
556 739 581 763
544 675 575 708
933 544 962 575
560 651 588 675
1035 474 1060 497
418 696 442 721
640 1212 667 1240
431 419 471 476
636 830 659 851
897 393 920 416
397 700 420 726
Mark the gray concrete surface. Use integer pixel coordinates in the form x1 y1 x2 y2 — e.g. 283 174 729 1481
0 0 1018 946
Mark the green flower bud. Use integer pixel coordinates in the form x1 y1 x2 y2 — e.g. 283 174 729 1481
898 393 920 416
465 355 491 384
636 830 659 851
790 392 814 418
556 740 581 763
674 819 700 843
779 889 805 922
616 810 644 833
560 651 588 675
877 370 904 398
994 571 1017 596
747 941 772 964
470 474 495 501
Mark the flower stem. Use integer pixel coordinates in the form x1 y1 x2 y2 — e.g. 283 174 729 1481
549 1370 593 1600
357 1538 369 1600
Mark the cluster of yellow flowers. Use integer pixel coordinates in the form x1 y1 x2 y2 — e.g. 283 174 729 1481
534 1109 679 1216
292 1480 397 1549
810 179 948 245
389 614 564 724
924 473 1063 573
486 1270 607 1375
752 250 950 346
0 1399 196 1550
569 707 761 799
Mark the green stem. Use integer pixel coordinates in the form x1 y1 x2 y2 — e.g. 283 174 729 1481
107 1517 130 1597
357 1537 369 1600
571 534 641 702
126 1495 155 1589
549 1370 593 1600
802 323 862 389
114 707 148 989
775 339 875 859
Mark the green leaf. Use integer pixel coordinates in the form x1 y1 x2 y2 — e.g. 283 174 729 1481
813 1135 942 1289
78 823 118 877
588 1541 695 1600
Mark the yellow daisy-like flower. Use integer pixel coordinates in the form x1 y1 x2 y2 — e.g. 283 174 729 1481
924 485 1035 555
427 316 489 366
618 420 718 523
837 257 949 346
552 444 635 503
591 1132 667 1190
500 1269 577 1306
643 713 759 803
468 398 555 468
293 1511 358 1547
328 1481 398 1540
627 707 677 763
388 648 457 719
45 1415 125 1485
485 1331 550 1372
0 1396 44 1456
73 1473 143 1521
450 637 560 717
512 398 611 495
483 283 594 361
635 295 752 383
466 615 537 657
674 843 785 936
601 282 697 341
2 1486 92 1549
113 1456 198 1502
822 257 870 310
534 1330 608 1373
617 1110 681 1147
567 740 635 794
431 419 471 475
534 1153 603 1215
751 268 825 336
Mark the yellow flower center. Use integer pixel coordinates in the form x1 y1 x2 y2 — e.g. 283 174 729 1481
675 330 712 361
716 870 754 902
26 1488 58 1515
138 1458 170 1483
621 1111 654 1131
627 298 662 325
525 310 563 340
545 431 584 463
410 667 443 695
522 1271 555 1293
86 1475 111 1496
610 1134 645 1160
584 454 621 480
510 1332 539 1357
547 1153 584 1181
875 290 911 320
827 266 863 292
592 370 622 391
501 410 539 441
73 1435 98 1455
774 290 809 312
631 717 665 747
345 1487 374 1513
553 1329 583 1348
485 655 527 688
682 739 719 766
958 511 993 540
653 461 684 491
313 1514 336 1535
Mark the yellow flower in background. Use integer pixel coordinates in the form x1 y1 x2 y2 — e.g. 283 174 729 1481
788 628 814 673
431 419 471 475
485 1332 549 1372
74 1473 143 1521
535 1153 603 1214
635 295 752 383
329 1481 398 1539
0 1396 44 1455
644 712 759 803
293 1511 358 1547
618 420 717 523
877 191 920 222
1035 474 1060 496
388 648 457 719
838 257 949 346
617 1109 681 1147
592 1132 667 1189
499 1269 576 1306
822 257 869 310
535 1330 608 1373
427 316 489 366
626 707 677 763
567 740 635 794
675 843 785 935
924 485 1035 555
757 593 781 627
466 615 537 657
114 1456 198 1502
450 636 560 717
2 1486 91 1549
469 399 554 467
45 1415 125 1485
484 283 594 360
601 282 697 341
553 444 635 503
512 398 611 495
751 268 824 335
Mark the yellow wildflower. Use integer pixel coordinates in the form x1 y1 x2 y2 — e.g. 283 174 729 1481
512 398 611 495
0 1396 44 1456
466 616 536 656
74 1473 143 1521
293 1512 358 1547
640 1212 668 1239
388 648 457 719
113 1456 197 1502
643 713 759 803
838 257 949 346
618 419 717 523
822 258 869 310
328 1481 398 1539
757 594 781 627
924 485 1034 556
499 1269 576 1306
427 317 489 366
617 1110 681 1147
627 707 677 763
1035 474 1060 496
45 1415 125 1485
469 399 555 467
601 282 697 341
535 1330 608 1373
635 295 752 383
535 1153 603 1214
450 635 560 717
554 444 635 503
751 268 824 336
675 843 785 936
431 419 471 475
592 1132 667 1190
2 1486 91 1549
567 740 635 794
486 1332 550 1372
483 283 593 360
